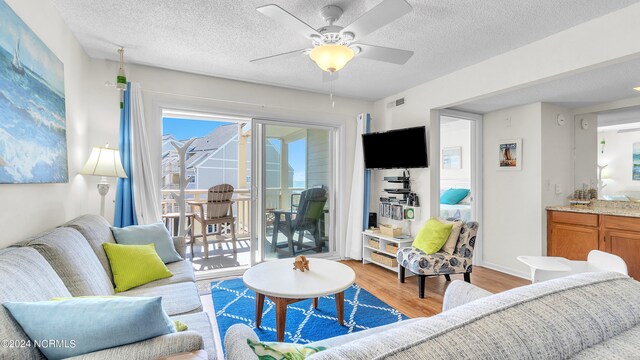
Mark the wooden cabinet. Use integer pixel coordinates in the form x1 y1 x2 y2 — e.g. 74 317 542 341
547 210 640 279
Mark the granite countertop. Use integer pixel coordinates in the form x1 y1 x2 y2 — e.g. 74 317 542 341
546 205 640 218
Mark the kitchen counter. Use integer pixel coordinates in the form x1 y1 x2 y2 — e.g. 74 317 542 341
546 204 640 218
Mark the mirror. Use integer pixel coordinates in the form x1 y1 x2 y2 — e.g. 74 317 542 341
574 106 640 201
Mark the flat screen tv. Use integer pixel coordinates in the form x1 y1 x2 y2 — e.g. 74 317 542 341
362 126 428 169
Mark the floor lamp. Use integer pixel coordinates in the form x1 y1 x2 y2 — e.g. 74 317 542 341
81 146 128 217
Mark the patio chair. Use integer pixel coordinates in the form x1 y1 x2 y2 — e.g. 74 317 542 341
191 184 237 259
397 219 479 298
271 187 327 255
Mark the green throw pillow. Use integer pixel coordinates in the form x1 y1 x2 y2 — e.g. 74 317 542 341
247 339 326 360
412 218 454 254
173 320 188 332
102 243 173 292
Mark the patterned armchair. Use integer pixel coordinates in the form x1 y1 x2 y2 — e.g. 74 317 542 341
397 220 479 298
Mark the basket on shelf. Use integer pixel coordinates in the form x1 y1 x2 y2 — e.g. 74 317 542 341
385 243 399 255
368 239 380 249
379 224 402 238
371 252 398 267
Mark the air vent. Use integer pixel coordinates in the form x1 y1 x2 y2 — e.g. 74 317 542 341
386 97 405 109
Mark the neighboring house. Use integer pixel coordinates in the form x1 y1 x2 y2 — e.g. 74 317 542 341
162 123 292 192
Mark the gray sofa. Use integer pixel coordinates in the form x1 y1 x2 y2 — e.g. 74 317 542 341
0 215 216 360
226 271 640 359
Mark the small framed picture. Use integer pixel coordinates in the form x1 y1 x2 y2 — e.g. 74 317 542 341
498 138 522 171
442 147 462 169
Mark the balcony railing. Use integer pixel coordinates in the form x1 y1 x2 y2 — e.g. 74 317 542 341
160 187 304 239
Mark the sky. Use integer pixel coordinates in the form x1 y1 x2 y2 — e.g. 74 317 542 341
163 117 306 187
162 118 231 139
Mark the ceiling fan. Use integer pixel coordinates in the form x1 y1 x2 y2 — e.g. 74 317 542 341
251 0 414 74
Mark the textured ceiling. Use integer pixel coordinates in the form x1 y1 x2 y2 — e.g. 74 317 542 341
455 58 640 114
50 0 640 100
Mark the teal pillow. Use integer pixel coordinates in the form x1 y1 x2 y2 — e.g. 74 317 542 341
440 188 470 205
2 297 175 360
111 222 182 263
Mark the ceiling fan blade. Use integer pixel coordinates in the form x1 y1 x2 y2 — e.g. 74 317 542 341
341 0 412 42
322 71 340 82
256 4 322 39
353 44 413 64
250 49 308 63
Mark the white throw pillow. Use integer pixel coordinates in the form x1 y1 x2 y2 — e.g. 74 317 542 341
439 218 463 254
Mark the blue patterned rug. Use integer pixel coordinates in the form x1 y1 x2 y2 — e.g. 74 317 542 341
211 278 408 345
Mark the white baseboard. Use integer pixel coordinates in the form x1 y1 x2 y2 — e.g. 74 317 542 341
479 261 530 280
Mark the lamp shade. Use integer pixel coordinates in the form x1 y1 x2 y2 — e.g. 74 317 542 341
309 44 355 73
80 147 128 178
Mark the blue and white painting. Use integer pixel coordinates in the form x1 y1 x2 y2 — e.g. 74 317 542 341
633 142 640 181
0 0 67 184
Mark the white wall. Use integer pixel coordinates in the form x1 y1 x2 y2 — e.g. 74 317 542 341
1 0 91 247
599 127 640 196
574 113 598 189
440 118 471 186
84 60 373 253
482 103 542 275
541 103 574 253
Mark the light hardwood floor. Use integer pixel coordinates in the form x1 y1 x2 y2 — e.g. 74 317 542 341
341 260 529 318
204 260 529 355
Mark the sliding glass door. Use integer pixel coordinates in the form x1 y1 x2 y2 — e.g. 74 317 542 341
251 120 336 264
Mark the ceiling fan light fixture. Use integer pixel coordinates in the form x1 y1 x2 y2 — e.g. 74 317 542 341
309 44 354 73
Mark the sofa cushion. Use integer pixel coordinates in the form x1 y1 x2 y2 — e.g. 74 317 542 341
111 222 183 264
121 282 202 316
102 243 173 293
17 228 114 296
310 272 640 360
3 297 176 360
571 325 640 359
0 247 71 360
171 312 216 359
63 215 117 283
136 260 196 289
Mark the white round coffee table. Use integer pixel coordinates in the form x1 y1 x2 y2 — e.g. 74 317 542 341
243 258 356 342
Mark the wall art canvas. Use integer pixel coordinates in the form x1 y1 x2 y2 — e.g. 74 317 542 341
0 0 67 184
633 143 640 181
498 138 522 171
442 147 461 169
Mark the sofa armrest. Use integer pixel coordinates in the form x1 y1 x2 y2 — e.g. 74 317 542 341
225 324 260 360
173 236 187 259
67 331 203 360
442 280 493 312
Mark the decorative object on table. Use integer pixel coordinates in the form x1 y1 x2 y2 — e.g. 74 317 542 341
169 138 196 239
442 147 462 169
80 145 128 217
397 219 478 298
0 1 67 184
211 277 407 347
634 142 640 181
191 184 237 259
293 255 310 272
569 187 594 206
498 138 522 171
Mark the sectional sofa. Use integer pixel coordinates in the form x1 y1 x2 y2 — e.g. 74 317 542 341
0 215 215 360
226 271 640 359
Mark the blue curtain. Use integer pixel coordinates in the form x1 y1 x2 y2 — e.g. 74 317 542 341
362 113 372 230
114 83 137 227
